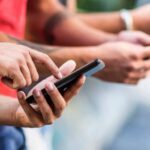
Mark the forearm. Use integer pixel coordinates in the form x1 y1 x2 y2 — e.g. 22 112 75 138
0 32 62 75
49 46 98 68
0 96 19 126
27 0 116 46
46 15 116 46
77 12 125 33
0 32 98 74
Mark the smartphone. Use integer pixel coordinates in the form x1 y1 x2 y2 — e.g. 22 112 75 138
26 59 105 105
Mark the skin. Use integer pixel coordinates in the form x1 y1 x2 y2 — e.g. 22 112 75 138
49 42 150 84
0 42 62 89
26 0 150 46
1 32 150 85
77 4 150 34
0 60 85 127
0 0 149 126
25 0 150 84
26 0 116 46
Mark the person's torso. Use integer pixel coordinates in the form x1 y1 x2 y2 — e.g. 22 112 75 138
0 0 27 38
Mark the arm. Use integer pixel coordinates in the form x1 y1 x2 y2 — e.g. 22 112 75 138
1 32 150 84
0 32 63 78
26 0 150 47
49 42 150 84
0 61 85 127
66 0 77 13
26 0 116 46
77 12 125 33
77 4 150 34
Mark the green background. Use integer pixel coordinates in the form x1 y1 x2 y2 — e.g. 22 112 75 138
77 0 136 12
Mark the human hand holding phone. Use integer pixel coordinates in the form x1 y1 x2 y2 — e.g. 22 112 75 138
16 60 86 127
25 59 105 104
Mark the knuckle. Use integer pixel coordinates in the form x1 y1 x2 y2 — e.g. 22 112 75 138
55 111 62 118
18 98 26 105
43 113 54 124
77 79 85 87
126 72 133 78
22 50 30 58
130 53 139 60
43 54 50 61
34 122 44 128
37 97 45 105
55 103 66 116
53 69 59 75
44 54 49 60
72 90 79 96
124 79 132 84
7 63 18 72
75 90 80 95
59 102 66 111
47 119 54 125
17 57 24 64
33 73 39 82
19 82 27 88
26 80 32 86
126 62 137 71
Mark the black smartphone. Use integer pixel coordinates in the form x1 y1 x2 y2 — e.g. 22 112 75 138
26 59 105 105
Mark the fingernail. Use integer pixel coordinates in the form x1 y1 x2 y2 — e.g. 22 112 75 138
45 82 54 92
17 91 23 99
33 89 41 98
13 83 19 89
57 72 62 79
17 91 26 101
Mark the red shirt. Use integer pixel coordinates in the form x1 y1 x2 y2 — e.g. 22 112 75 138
0 0 27 97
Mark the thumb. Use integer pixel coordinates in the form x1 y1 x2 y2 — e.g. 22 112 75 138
26 60 76 97
59 60 76 77
138 34 150 46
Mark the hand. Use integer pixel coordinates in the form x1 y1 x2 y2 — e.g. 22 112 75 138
0 43 62 89
116 31 150 46
14 60 85 127
92 42 150 84
131 4 150 34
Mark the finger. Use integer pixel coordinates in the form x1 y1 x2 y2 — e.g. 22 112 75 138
29 50 62 79
17 91 42 126
59 60 76 77
138 34 150 46
64 75 86 103
142 47 150 59
124 78 139 85
43 60 77 84
26 55 39 82
127 60 150 72
20 63 32 86
127 71 147 80
45 82 66 117
33 88 54 124
5 69 26 89
143 60 150 70
27 60 77 96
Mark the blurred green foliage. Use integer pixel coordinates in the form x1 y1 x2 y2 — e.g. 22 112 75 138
77 0 136 12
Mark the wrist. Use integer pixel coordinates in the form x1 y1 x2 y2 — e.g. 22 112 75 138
0 97 19 126
131 10 141 31
50 46 97 68
120 9 135 31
